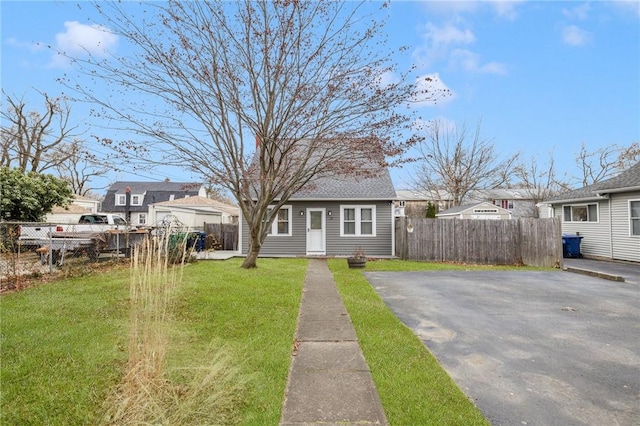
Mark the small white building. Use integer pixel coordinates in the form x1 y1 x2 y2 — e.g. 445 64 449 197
437 201 513 220
148 196 239 229
46 195 101 224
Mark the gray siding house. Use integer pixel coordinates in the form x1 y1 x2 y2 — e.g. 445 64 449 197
542 161 640 262
239 170 397 257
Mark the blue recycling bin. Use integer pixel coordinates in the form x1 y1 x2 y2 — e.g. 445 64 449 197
185 232 207 252
562 234 583 258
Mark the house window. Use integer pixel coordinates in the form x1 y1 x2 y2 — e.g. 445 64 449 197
115 194 126 206
266 206 292 236
630 200 640 236
563 204 598 222
341 205 376 236
138 213 147 225
131 194 143 206
496 199 514 209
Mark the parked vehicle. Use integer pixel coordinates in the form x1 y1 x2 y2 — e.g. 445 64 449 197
17 214 144 265
18 214 129 246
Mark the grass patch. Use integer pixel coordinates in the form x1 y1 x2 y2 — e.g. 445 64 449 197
363 258 553 272
329 259 491 425
170 258 306 425
0 268 130 425
1 257 306 425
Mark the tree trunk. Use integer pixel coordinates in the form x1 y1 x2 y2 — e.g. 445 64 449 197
241 232 261 268
242 248 259 268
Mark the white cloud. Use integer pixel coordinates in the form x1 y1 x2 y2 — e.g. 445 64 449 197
414 21 506 76
611 1 640 18
450 49 507 75
419 0 523 20
562 25 592 47
414 22 476 68
562 3 591 20
49 21 118 68
412 73 456 107
490 0 524 20
427 23 476 48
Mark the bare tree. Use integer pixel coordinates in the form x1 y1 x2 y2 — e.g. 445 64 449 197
513 152 571 217
0 91 80 173
63 1 442 268
575 141 640 186
53 140 110 196
413 119 519 207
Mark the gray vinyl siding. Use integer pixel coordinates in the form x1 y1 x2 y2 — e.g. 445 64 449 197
241 200 393 257
610 192 640 262
554 200 611 258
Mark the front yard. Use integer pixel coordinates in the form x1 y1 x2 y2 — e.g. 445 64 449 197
1 258 494 425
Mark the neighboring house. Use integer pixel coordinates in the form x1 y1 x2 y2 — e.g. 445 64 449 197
148 196 239 228
240 169 397 257
467 188 541 218
46 195 101 224
542 161 640 262
395 189 454 217
102 180 206 226
437 201 513 220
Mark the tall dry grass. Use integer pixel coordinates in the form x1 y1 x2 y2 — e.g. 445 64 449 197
103 231 243 425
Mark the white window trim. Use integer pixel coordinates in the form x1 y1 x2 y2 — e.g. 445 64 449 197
340 205 376 237
267 205 292 236
115 194 126 206
629 199 640 237
562 203 599 223
130 194 144 206
138 213 147 225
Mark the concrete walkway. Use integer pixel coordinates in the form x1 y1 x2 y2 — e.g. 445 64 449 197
280 259 388 426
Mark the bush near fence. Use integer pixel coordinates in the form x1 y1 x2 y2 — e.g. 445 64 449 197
395 217 562 268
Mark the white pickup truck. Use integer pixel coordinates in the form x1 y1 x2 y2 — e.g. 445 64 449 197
19 214 129 245
19 214 147 265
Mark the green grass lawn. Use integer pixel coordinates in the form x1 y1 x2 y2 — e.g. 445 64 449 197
329 258 497 425
2 257 526 425
1 258 306 425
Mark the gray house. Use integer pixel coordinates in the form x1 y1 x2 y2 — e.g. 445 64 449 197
542 161 640 262
239 169 397 257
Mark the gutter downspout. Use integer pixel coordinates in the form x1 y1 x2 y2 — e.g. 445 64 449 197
391 201 395 257
608 197 613 259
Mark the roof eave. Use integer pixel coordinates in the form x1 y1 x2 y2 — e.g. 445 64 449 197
543 194 608 205
595 185 640 195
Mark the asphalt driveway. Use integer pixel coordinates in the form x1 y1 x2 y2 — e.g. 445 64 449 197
364 270 640 426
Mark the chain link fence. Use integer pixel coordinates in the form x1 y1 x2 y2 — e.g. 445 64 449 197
1 218 215 292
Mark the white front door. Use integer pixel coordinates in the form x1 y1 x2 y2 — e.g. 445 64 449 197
306 208 325 255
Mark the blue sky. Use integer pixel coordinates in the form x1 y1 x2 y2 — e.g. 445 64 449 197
2 1 639 194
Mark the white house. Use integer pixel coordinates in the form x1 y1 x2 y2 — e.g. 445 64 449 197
437 201 513 220
46 195 101 224
542 162 640 262
148 196 239 229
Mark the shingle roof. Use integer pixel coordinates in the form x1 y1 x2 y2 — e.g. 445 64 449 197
153 196 239 216
291 168 397 200
102 181 203 212
107 181 203 193
544 161 640 203
593 161 640 192
395 189 453 201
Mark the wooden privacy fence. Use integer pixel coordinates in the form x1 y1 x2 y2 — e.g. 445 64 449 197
203 223 238 251
395 217 562 268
